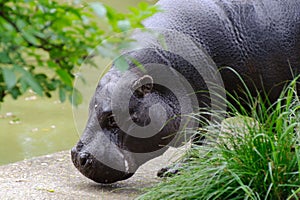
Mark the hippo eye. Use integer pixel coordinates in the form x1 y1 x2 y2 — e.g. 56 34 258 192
99 112 118 129
105 113 117 128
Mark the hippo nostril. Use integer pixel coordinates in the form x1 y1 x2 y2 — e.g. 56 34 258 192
79 152 91 167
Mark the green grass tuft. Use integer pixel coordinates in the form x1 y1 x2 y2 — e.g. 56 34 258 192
137 77 300 200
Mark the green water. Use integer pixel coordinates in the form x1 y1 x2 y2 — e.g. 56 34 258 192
0 56 110 165
0 0 157 165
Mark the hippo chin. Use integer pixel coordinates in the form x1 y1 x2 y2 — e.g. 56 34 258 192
72 0 300 184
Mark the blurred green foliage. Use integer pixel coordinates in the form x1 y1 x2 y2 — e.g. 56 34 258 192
0 0 158 105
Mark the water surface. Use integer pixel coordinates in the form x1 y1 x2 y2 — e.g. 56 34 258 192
0 0 157 165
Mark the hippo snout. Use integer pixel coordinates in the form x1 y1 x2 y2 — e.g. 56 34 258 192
71 140 135 184
71 150 93 170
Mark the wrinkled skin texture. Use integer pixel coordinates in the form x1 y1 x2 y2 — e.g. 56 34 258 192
71 0 300 184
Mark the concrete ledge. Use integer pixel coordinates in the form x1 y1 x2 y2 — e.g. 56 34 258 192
0 149 178 200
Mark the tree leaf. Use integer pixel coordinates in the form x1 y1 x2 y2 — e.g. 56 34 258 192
90 2 107 18
114 55 129 72
0 52 11 64
14 65 43 96
47 60 58 69
19 77 29 93
16 18 27 29
10 87 21 99
22 31 40 45
2 68 17 90
59 87 66 103
56 69 73 87
70 88 82 106
117 20 131 31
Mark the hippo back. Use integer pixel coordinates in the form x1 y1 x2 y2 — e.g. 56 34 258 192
143 0 300 101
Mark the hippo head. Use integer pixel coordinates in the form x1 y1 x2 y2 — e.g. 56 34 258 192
71 66 191 184
70 28 221 183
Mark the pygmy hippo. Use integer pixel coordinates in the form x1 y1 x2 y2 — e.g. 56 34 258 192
71 0 300 184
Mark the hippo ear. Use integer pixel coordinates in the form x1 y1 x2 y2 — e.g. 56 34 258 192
131 75 153 97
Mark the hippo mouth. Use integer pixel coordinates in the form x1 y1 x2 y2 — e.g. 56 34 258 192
71 144 136 184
